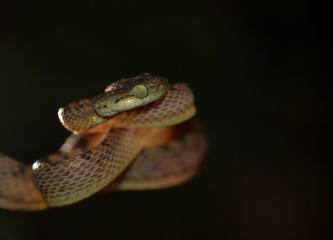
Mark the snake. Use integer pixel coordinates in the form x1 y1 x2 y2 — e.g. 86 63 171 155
0 74 208 211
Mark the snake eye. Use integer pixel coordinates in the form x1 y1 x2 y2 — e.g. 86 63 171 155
132 85 148 99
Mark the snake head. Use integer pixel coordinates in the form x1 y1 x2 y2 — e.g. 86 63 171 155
94 74 168 117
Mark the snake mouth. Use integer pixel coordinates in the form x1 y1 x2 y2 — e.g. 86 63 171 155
94 95 140 116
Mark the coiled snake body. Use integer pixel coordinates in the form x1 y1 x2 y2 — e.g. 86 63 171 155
0 74 208 211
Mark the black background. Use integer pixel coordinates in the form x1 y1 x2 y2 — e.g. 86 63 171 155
0 1 331 240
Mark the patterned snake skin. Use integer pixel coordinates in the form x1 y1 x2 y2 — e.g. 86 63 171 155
0 74 208 211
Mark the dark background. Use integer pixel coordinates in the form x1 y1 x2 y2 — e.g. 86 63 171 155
0 1 331 240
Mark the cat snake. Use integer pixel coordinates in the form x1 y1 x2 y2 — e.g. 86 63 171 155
0 74 208 211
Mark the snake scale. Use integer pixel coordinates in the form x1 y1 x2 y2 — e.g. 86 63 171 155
0 74 208 211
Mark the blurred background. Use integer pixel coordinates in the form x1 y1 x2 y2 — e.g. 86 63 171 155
0 0 331 239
